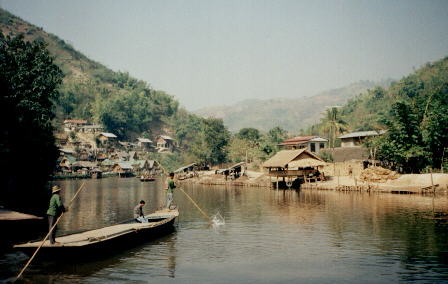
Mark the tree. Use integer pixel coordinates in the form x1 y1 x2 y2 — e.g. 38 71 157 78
237 128 261 142
0 34 63 213
320 107 348 148
189 118 230 165
266 126 288 145
375 102 429 172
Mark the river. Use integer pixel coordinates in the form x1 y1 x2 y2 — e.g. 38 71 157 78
2 177 448 283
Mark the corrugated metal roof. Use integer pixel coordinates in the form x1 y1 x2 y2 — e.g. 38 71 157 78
159 135 174 140
115 162 133 170
137 138 152 143
338 130 385 139
101 159 117 166
100 132 117 138
174 163 197 173
64 119 87 124
59 148 76 154
72 161 96 168
279 136 328 145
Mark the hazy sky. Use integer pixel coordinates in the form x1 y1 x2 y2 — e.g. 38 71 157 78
1 0 448 110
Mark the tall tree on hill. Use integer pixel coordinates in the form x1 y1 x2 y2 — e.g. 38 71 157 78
189 118 230 165
237 128 261 142
320 107 348 148
0 34 63 213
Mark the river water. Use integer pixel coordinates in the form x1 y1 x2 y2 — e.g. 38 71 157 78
2 177 448 283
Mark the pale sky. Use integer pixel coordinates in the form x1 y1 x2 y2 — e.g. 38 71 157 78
1 0 448 110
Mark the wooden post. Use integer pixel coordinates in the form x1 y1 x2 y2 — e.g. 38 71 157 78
276 176 279 190
430 169 435 193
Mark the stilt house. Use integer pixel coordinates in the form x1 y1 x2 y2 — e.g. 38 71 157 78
263 149 327 188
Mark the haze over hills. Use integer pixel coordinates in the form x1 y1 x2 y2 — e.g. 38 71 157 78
195 80 393 133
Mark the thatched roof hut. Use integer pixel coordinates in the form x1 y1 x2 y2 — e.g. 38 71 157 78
263 149 326 169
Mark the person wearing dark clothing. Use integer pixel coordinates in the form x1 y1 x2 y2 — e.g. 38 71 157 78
134 200 148 223
46 185 66 245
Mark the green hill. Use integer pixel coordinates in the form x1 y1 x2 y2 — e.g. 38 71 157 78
0 8 177 139
310 56 448 172
195 80 392 133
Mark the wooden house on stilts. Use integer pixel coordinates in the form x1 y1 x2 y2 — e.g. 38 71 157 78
262 149 327 189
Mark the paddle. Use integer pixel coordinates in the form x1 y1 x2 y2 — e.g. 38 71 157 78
14 181 86 282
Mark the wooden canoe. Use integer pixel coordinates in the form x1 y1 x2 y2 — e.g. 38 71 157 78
14 209 178 258
140 176 156 182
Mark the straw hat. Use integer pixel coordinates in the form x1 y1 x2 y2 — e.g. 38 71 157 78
52 185 61 193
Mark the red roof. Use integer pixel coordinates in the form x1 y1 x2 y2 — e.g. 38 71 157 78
278 136 318 146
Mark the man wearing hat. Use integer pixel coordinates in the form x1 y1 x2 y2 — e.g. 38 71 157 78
46 185 66 244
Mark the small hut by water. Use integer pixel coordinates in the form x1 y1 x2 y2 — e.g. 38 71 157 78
262 149 327 189
174 163 198 179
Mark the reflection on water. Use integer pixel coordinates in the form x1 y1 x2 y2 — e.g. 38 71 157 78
2 178 448 283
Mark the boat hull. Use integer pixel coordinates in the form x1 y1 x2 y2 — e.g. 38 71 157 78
14 211 178 259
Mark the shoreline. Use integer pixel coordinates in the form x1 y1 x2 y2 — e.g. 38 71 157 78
179 171 448 194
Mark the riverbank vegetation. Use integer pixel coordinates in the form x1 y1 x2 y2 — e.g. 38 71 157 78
0 33 63 213
304 57 448 173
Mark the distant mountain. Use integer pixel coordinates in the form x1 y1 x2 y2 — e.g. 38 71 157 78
194 80 393 133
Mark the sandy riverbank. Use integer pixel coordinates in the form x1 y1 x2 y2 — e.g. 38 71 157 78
303 173 448 194
179 169 448 194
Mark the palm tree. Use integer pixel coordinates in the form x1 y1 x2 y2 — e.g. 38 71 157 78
320 107 348 149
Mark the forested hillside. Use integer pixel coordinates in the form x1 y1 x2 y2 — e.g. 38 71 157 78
195 80 392 132
0 8 177 140
0 8 231 170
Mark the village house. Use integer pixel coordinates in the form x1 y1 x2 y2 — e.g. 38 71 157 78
71 161 97 175
338 130 386 147
278 136 328 153
93 148 108 161
57 155 76 173
156 135 176 152
100 159 116 171
136 138 153 151
174 163 198 179
98 132 118 146
79 124 104 134
217 162 246 180
59 148 76 156
54 133 68 147
112 162 134 177
131 159 159 174
263 149 327 189
63 119 88 132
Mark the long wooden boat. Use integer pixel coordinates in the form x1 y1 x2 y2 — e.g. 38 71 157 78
14 209 178 258
140 175 155 182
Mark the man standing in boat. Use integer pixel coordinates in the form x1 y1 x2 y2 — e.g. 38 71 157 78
166 172 176 209
46 185 66 245
134 200 148 223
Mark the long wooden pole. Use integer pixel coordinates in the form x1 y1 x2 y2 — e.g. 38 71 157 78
15 181 86 282
158 163 211 223
178 187 211 222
